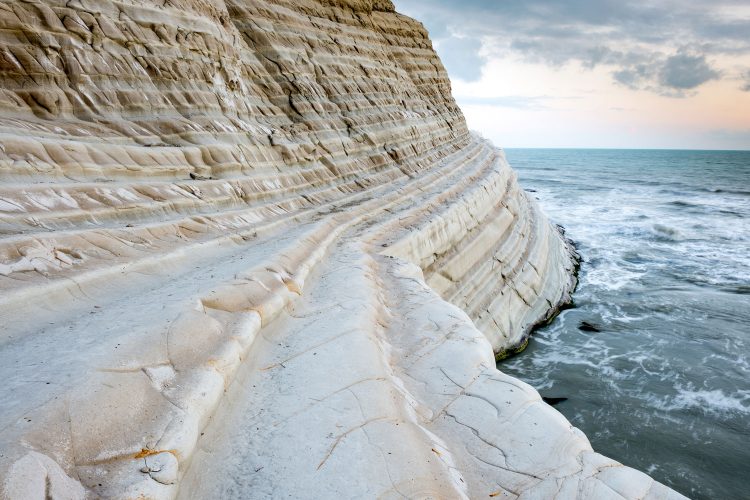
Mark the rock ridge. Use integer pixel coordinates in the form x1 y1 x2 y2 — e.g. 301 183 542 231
0 0 685 498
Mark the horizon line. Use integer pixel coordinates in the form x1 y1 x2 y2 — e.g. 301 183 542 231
500 146 750 152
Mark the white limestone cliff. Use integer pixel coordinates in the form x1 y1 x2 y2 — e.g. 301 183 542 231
0 0 685 498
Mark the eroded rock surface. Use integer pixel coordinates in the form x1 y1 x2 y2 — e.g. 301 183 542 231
0 0 684 498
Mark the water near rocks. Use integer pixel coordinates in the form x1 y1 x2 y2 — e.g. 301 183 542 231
500 149 750 499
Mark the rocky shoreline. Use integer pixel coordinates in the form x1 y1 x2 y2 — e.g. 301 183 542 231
0 0 684 497
494 226 582 361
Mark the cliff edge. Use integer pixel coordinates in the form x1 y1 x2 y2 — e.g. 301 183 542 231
0 0 684 498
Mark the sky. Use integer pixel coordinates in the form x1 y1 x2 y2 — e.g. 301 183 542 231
394 0 750 149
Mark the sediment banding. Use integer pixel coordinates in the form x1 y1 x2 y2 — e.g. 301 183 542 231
0 0 683 498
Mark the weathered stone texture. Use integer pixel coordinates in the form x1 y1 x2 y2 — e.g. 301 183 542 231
0 1 683 498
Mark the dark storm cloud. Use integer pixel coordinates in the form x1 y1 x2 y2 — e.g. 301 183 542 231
394 0 744 94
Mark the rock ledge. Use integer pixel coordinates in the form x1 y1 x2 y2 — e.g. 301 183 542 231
0 0 685 498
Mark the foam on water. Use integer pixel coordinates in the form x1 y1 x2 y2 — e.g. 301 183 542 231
499 149 750 500
661 387 750 415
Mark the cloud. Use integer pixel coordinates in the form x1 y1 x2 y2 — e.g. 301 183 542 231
435 36 486 82
743 71 750 91
611 49 719 95
457 95 556 109
613 64 652 89
659 52 719 89
394 0 744 95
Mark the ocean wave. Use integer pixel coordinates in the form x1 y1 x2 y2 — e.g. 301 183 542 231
667 200 704 209
653 387 750 416
607 313 650 324
720 285 750 295
674 388 750 415
621 250 648 264
508 149 750 499
651 223 682 241
526 166 557 171
583 266 646 291
700 187 750 196
718 209 745 218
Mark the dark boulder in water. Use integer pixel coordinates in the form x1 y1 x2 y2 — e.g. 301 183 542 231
578 321 601 332
542 397 568 406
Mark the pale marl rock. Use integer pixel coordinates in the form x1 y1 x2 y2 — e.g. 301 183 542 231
0 0 684 498
3 452 86 500
141 453 179 486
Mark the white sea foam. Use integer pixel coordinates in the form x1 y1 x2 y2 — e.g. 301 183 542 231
653 387 750 416
505 149 750 499
651 223 683 241
583 264 645 291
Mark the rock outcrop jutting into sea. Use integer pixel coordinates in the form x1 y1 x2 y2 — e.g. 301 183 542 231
0 0 686 498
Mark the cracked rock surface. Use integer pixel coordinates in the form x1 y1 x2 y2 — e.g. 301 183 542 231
0 0 685 498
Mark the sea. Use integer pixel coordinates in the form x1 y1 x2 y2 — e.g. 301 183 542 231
498 149 750 499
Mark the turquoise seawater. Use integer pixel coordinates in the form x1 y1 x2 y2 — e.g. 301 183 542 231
498 149 750 499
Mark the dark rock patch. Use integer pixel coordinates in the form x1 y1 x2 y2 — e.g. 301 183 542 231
578 321 601 332
542 397 568 406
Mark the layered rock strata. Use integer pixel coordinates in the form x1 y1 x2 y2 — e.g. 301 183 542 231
0 0 683 498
